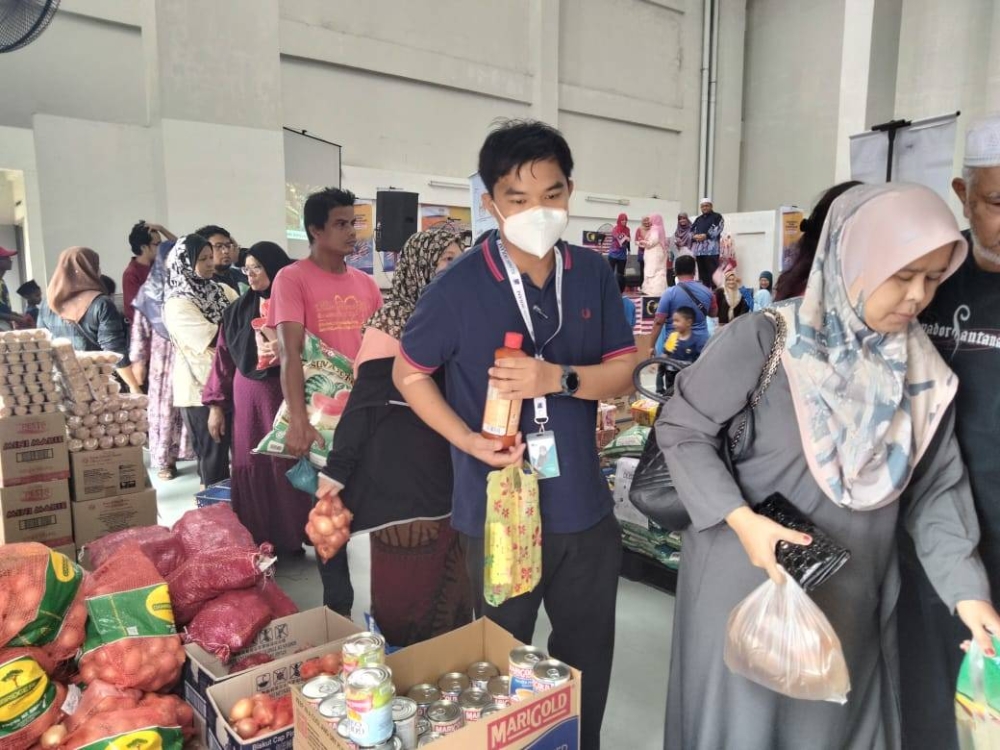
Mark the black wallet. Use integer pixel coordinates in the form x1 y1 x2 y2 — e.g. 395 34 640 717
755 493 851 592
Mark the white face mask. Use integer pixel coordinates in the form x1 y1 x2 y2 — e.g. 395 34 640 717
495 205 569 258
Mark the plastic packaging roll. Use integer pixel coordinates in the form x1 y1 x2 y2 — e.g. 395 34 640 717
99 436 115 450
113 433 129 448
82 414 98 427
129 432 147 447
100 411 115 425
68 438 84 453
90 424 106 438
135 420 149 433
105 424 120 437
71 403 89 417
73 427 91 441
66 416 83 430
121 422 136 435
89 400 105 414
128 408 144 422
115 410 129 423
83 438 99 451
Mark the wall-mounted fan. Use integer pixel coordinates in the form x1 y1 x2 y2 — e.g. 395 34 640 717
0 0 61 53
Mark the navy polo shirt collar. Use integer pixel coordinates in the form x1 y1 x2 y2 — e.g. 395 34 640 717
481 231 574 283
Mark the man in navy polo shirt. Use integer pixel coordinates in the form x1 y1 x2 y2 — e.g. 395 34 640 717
394 120 637 750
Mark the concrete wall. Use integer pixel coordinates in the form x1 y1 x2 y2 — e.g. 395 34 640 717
739 0 846 212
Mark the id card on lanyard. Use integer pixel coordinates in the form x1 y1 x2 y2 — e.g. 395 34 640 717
497 239 563 479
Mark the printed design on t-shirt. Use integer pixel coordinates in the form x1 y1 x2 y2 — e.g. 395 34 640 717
923 304 1000 359
314 294 369 335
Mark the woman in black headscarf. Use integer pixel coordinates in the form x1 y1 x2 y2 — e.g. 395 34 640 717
202 241 311 554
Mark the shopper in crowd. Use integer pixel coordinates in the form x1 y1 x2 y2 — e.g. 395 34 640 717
16 280 41 326
691 198 725 287
394 120 636 750
640 213 670 297
774 181 862 301
38 246 140 392
164 235 238 488
657 182 1000 750
0 246 32 330
647 254 715 357
754 270 774 309
130 240 194 481
124 220 175 325
607 212 630 289
715 270 750 325
670 211 693 268
202 241 312 555
320 226 472 646
901 113 1000 750
662 306 706 363
268 187 383 617
196 224 243 294
634 215 650 287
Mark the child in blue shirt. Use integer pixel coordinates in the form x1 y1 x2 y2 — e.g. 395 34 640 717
663 306 708 363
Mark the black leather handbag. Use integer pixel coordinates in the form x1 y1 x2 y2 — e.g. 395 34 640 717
755 493 851 591
628 310 787 532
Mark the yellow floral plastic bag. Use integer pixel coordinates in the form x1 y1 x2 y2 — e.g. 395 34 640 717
484 465 542 607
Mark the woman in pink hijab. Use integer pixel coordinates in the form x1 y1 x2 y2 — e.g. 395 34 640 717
640 213 669 297
657 183 1000 749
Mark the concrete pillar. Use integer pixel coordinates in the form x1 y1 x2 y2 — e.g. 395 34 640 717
834 0 876 182
529 0 560 125
143 0 285 244
987 4 1000 111
713 0 746 212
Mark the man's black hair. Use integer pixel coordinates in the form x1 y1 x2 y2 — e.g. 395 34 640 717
674 254 697 277
128 221 154 256
101 275 117 295
303 188 357 244
16 280 40 297
478 120 574 196
195 225 232 242
675 306 696 322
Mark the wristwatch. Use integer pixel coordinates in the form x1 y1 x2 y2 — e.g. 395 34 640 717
559 365 580 397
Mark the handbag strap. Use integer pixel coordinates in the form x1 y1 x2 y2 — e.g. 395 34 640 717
677 282 709 318
728 309 787 450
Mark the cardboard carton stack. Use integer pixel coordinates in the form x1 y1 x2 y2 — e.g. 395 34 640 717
0 329 73 558
48 339 157 550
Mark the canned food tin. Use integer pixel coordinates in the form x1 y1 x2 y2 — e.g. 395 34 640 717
342 632 386 677
392 696 419 749
318 695 348 728
416 716 431 737
336 719 359 749
457 688 492 723
303 674 344 704
487 675 512 708
480 703 504 718
417 732 445 746
467 661 500 690
346 666 396 746
437 672 470 702
368 738 403 750
532 659 572 692
426 700 464 734
408 684 442 716
509 645 547 702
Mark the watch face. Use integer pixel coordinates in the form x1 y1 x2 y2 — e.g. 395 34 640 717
565 370 580 392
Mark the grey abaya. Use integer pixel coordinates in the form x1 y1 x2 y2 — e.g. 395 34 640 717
657 313 990 750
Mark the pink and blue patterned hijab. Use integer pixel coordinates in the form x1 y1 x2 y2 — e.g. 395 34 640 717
775 183 967 510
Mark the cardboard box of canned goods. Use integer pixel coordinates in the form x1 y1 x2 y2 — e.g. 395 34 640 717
0 479 73 546
204 613 364 750
69 446 149 502
0 412 70 487
71 487 157 546
292 618 582 750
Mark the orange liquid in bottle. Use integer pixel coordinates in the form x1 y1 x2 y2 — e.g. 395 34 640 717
481 332 527 449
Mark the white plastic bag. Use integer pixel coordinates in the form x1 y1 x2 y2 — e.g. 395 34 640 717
724 569 851 703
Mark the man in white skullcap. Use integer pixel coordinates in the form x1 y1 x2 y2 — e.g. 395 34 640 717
690 197 724 287
900 113 1000 750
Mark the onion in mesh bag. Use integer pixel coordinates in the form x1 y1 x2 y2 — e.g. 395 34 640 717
0 543 88 662
167 544 274 626
84 526 185 578
173 504 255 557
77 546 185 692
0 647 65 750
185 588 272 663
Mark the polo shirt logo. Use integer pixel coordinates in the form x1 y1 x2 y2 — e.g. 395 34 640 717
581 308 592 320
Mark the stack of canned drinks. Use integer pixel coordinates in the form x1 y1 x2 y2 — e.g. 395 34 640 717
300 633 572 748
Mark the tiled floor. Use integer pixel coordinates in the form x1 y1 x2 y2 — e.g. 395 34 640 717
154 461 674 749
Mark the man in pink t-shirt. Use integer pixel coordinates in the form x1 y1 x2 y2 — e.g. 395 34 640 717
268 186 382 616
